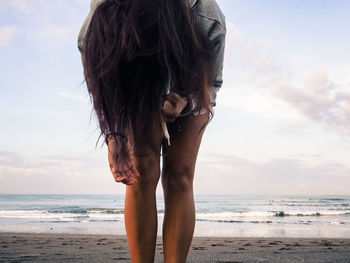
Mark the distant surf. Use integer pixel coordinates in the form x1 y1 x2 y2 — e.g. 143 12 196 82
1 194 349 238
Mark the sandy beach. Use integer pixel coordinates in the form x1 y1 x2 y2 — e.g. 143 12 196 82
0 234 349 262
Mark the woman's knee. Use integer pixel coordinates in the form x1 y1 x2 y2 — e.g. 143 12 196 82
133 153 160 189
162 163 194 193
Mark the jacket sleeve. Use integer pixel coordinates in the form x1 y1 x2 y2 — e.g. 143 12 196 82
77 0 104 54
195 0 226 106
209 20 226 106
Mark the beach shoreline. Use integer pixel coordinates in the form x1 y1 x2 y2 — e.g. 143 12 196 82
1 233 350 262
2 194 350 239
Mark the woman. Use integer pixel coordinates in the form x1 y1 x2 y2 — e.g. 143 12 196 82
78 0 225 262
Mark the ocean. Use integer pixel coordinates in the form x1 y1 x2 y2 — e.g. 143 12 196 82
0 195 349 238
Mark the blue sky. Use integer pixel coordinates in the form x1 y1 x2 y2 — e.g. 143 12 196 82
0 0 349 194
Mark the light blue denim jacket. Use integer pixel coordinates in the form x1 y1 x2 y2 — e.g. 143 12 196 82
78 0 226 106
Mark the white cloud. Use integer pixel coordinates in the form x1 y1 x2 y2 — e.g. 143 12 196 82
0 0 88 49
2 151 348 195
222 20 350 136
0 151 123 194
261 70 350 135
0 151 99 178
224 21 283 79
218 87 304 121
59 91 89 104
37 25 74 40
220 21 291 119
224 21 244 56
195 153 350 195
0 0 86 14
0 0 38 13
27 25 75 49
0 26 18 47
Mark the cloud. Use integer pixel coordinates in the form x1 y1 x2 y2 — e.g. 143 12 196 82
222 21 350 136
1 150 349 195
0 0 38 13
224 21 244 56
220 21 292 119
0 26 18 47
0 0 86 14
0 151 119 194
59 91 89 104
0 151 101 178
195 153 350 195
0 0 87 49
261 70 350 135
37 25 74 40
223 21 282 79
27 25 75 49
0 151 26 167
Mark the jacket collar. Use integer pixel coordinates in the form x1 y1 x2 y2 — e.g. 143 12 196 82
189 0 197 8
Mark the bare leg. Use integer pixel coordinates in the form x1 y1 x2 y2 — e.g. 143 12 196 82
161 113 209 263
124 125 163 263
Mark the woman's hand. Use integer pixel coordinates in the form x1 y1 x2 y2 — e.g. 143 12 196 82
107 136 140 185
161 93 188 123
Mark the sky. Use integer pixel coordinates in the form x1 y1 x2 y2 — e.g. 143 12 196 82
0 0 349 195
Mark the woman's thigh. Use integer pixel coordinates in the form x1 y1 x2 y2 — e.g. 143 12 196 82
161 112 210 189
129 119 164 188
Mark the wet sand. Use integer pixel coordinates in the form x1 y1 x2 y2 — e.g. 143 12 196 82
0 233 350 262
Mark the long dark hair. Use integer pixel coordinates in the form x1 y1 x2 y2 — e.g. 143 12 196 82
83 0 216 153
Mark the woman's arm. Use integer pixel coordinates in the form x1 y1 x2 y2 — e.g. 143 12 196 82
161 93 189 123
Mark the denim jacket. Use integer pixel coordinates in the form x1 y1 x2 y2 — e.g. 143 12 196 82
78 0 226 106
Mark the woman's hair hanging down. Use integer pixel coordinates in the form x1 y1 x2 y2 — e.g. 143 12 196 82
83 0 216 154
